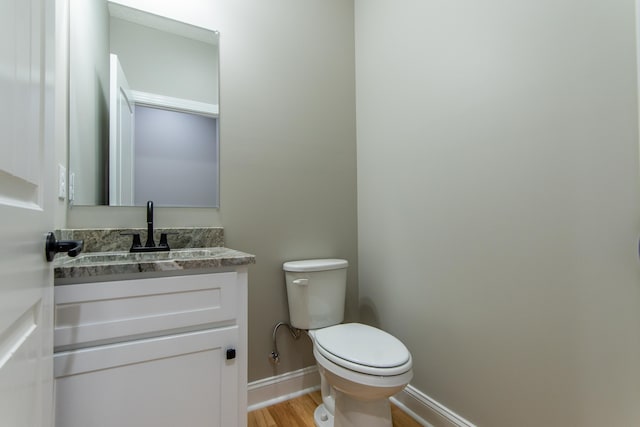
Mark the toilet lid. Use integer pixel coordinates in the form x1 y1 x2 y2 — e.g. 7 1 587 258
313 323 410 371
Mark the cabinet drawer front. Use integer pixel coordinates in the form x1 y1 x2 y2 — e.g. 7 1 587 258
54 327 239 427
55 272 237 348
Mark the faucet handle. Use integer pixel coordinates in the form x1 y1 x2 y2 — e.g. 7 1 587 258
120 232 142 250
159 232 178 249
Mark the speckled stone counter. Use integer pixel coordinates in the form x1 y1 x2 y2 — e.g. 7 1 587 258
54 247 255 281
53 228 254 283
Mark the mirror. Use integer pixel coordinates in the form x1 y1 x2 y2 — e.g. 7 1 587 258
68 0 220 207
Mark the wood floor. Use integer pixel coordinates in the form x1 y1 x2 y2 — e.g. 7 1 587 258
247 390 422 427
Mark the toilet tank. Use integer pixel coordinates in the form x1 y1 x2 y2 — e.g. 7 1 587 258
283 259 348 330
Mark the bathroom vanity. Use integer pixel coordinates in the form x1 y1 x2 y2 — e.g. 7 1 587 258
52 231 254 427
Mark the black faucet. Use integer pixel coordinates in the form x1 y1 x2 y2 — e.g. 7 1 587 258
145 200 155 247
121 200 174 252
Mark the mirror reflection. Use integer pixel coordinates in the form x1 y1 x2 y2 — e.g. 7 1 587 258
69 0 220 207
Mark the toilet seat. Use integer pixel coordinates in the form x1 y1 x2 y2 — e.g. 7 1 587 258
312 323 412 376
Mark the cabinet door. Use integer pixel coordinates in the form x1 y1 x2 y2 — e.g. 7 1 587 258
54 327 238 427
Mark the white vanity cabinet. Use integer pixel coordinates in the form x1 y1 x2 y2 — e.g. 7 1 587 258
53 269 248 427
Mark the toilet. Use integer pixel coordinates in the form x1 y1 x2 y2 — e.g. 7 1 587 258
283 259 413 427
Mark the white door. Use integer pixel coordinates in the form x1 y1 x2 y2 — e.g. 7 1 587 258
0 0 55 426
109 54 135 206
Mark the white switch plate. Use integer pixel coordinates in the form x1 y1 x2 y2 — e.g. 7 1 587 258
58 164 66 200
69 172 75 203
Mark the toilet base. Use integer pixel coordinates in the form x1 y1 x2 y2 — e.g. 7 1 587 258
333 390 393 427
313 395 393 427
314 404 333 427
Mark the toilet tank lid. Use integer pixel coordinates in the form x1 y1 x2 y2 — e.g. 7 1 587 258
283 259 348 272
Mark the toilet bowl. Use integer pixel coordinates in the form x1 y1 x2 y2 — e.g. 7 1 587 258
309 324 413 427
283 259 413 427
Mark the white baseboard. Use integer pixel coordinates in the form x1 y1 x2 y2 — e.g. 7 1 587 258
248 367 475 427
247 366 320 411
391 384 476 427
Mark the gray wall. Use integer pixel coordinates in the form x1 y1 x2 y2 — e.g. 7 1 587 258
68 0 109 205
65 0 357 382
110 17 218 104
355 1 640 426
134 106 218 207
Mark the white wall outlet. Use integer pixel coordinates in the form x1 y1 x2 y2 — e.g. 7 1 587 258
58 164 67 200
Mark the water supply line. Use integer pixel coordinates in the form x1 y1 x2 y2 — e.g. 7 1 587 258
269 322 302 365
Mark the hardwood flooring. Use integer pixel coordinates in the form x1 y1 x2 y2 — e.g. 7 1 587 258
247 390 422 427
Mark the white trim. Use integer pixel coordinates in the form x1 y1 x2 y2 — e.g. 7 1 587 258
247 367 475 427
247 366 320 411
130 90 219 117
390 384 477 427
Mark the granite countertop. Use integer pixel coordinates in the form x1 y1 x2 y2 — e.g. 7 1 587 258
54 247 256 281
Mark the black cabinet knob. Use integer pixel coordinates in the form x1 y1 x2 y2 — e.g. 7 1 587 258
226 348 236 360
